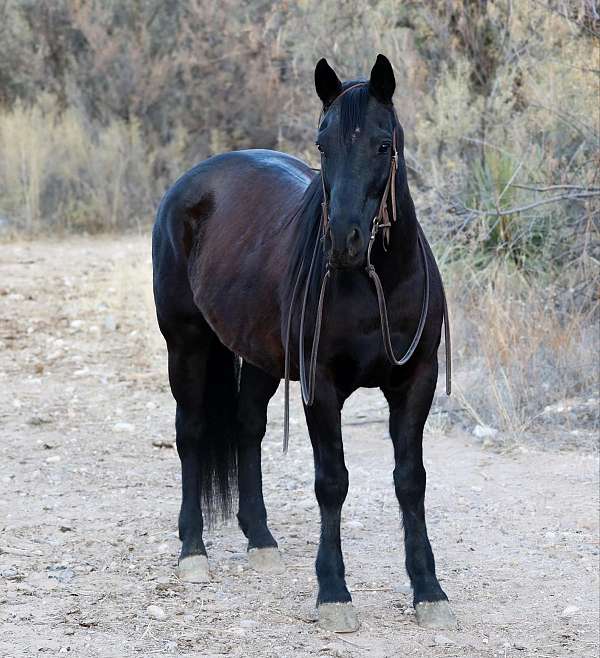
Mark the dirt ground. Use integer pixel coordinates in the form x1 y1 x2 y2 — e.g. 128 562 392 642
0 237 598 658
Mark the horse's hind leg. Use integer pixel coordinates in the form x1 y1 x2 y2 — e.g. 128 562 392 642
163 321 212 582
236 362 282 573
382 358 457 629
160 316 238 583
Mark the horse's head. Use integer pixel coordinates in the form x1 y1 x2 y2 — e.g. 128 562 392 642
315 54 403 270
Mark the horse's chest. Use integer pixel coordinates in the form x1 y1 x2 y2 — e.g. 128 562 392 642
321 293 426 391
323 324 394 390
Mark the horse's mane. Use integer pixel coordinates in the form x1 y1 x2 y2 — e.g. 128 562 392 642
284 171 324 303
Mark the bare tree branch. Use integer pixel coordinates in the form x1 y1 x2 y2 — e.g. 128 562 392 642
512 184 600 192
464 191 600 218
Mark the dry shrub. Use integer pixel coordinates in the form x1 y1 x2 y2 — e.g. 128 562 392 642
0 98 153 232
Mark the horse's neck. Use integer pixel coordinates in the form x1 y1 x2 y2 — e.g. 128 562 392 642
375 181 420 287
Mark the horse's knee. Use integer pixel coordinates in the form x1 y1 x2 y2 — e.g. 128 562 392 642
315 466 349 507
237 409 267 446
393 462 426 505
175 408 206 456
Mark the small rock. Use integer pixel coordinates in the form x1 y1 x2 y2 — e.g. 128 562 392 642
238 619 258 629
46 455 61 463
103 315 117 331
473 425 498 439
113 422 135 433
1 567 20 580
434 634 455 646
152 439 175 449
28 416 52 426
47 566 75 583
561 605 580 618
345 520 364 530
393 582 412 594
147 605 166 620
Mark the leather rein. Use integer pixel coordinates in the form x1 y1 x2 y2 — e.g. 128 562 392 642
283 84 451 452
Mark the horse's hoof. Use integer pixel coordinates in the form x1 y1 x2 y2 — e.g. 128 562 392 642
415 600 457 629
176 555 210 583
248 547 284 574
318 602 360 633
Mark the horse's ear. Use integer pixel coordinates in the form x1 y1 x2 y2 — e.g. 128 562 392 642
315 58 342 108
369 54 395 104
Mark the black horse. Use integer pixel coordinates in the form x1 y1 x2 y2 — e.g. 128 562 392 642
152 54 455 632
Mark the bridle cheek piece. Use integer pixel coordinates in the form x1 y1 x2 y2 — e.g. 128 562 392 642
283 84 451 452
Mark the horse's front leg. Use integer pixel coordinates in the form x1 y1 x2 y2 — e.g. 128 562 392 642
303 380 359 633
382 358 457 629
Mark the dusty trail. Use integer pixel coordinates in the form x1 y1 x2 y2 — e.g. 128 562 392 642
0 238 598 657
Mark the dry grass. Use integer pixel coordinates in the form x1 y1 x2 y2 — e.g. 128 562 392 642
447 258 598 435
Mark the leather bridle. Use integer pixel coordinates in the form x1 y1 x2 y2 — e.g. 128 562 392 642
283 84 451 452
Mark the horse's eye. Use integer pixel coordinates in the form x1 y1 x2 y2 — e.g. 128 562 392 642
378 143 391 154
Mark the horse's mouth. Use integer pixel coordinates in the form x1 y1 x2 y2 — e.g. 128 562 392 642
325 252 366 271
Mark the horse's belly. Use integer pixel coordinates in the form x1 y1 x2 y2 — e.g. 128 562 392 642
191 248 286 377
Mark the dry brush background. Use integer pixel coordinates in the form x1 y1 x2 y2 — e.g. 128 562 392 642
0 0 598 437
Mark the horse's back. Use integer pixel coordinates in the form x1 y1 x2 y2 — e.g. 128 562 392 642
160 149 310 223
155 149 311 263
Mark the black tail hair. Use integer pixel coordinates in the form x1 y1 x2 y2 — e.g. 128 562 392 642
200 339 240 525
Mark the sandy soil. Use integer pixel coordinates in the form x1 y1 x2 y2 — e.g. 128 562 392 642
0 237 598 658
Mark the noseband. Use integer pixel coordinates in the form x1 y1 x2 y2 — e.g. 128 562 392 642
283 84 451 452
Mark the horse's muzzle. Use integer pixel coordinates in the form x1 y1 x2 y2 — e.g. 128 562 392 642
325 225 366 269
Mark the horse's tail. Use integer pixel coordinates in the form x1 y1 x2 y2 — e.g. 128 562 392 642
200 339 240 525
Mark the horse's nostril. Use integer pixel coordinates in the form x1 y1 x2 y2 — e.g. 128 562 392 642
346 227 362 256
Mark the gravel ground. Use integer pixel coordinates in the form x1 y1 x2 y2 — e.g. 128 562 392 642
0 237 598 657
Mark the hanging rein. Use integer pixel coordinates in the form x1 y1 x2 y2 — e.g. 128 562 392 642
283 84 451 452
